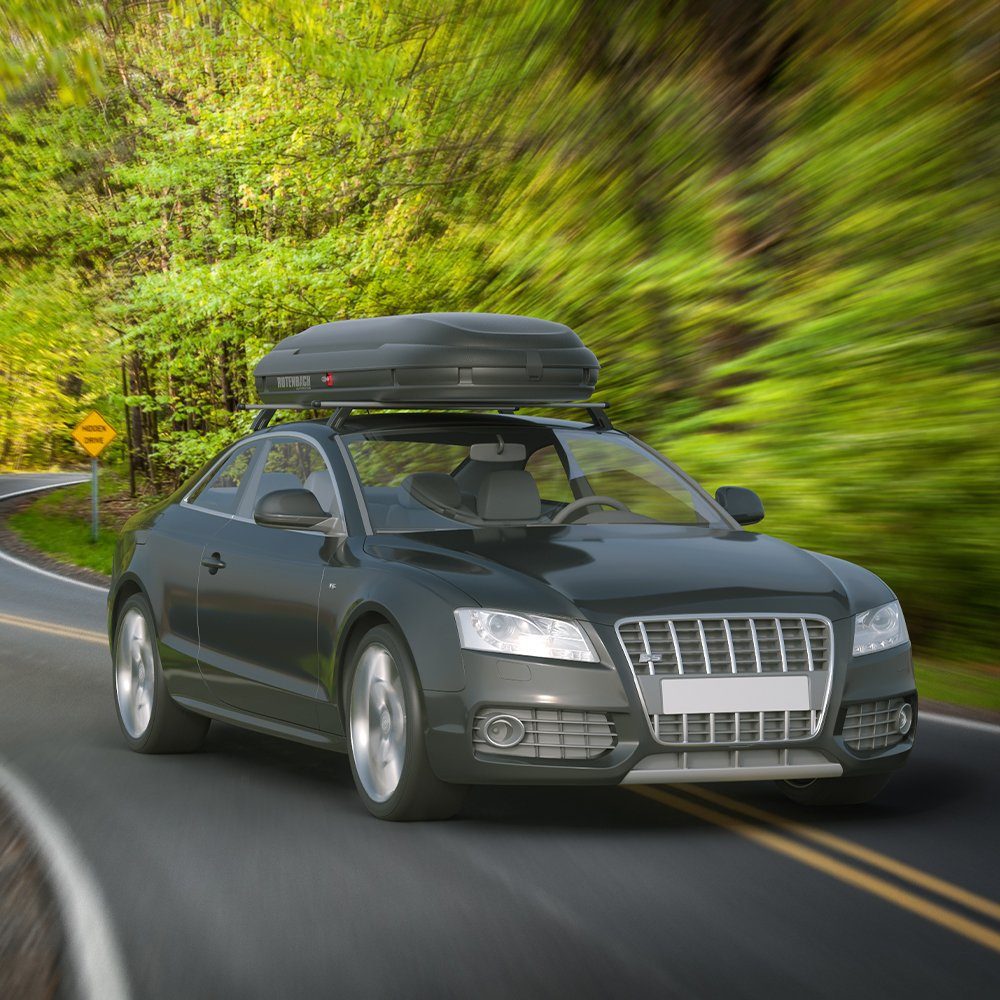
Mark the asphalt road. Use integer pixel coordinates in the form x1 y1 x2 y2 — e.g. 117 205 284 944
1 472 998 998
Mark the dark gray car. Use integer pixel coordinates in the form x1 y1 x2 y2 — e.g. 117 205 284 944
108 405 916 821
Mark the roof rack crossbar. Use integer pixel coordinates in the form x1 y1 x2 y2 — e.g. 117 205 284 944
238 400 612 430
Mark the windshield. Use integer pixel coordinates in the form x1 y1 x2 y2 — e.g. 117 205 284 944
343 423 729 533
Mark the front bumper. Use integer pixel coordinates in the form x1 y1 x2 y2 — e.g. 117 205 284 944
423 623 916 786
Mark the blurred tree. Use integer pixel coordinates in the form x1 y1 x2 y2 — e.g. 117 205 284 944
0 0 996 657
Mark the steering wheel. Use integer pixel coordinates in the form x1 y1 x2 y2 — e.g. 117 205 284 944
552 495 630 525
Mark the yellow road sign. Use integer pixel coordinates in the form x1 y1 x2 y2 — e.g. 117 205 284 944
72 409 117 458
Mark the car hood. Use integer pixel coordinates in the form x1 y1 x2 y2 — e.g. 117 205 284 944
367 524 894 626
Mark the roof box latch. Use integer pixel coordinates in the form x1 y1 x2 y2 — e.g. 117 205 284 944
525 350 543 381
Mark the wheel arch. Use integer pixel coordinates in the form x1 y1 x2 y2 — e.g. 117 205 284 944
335 602 408 720
107 574 149 643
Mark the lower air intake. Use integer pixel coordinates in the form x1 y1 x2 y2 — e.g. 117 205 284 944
473 708 616 760
842 698 909 752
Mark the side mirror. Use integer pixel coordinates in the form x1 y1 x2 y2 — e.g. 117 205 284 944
715 486 765 526
254 489 336 531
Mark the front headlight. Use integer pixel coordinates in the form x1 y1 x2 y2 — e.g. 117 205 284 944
454 609 598 662
853 601 909 656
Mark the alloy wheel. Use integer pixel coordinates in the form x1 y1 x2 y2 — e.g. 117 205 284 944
115 608 155 738
349 643 408 803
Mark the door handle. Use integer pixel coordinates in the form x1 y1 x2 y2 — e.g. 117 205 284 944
201 552 226 574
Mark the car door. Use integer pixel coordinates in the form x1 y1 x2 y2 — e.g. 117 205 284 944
196 433 341 729
135 449 251 702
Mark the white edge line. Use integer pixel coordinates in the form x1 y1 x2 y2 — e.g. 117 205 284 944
0 479 108 593
0 479 89 502
920 711 1000 735
0 757 130 1000
0 547 108 594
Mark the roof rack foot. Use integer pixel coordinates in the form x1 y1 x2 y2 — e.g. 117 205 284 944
250 409 275 432
589 406 613 430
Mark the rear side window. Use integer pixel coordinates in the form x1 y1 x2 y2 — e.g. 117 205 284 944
188 445 259 514
253 438 337 515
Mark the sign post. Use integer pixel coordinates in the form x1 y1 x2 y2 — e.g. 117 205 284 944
72 410 117 542
91 458 99 542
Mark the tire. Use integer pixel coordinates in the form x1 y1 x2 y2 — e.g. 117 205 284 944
345 625 466 821
113 594 210 753
779 772 892 806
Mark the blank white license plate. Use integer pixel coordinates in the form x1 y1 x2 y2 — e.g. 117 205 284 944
661 675 811 715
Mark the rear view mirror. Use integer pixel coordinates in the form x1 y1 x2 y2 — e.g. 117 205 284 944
254 489 335 531
469 441 527 463
715 486 765 526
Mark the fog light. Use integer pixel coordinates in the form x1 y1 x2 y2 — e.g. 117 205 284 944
896 703 913 736
482 714 525 748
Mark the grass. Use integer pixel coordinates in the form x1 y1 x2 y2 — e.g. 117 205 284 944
8 506 118 575
5 478 997 716
6 474 142 577
915 660 1000 714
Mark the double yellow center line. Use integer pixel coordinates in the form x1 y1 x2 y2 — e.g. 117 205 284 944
0 611 107 646
627 784 1000 954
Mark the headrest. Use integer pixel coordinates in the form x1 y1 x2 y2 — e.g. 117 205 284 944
303 469 335 514
400 473 461 512
477 470 541 521
257 472 302 495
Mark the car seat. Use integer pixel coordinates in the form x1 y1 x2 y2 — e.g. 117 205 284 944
255 472 302 504
476 470 541 521
303 469 336 514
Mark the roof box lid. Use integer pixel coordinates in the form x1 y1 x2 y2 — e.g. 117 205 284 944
253 312 600 406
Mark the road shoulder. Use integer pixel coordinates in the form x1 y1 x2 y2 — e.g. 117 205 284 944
0 495 110 588
921 698 1000 727
0 794 64 1000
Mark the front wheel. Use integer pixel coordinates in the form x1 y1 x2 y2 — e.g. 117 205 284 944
345 625 466 821
779 772 892 806
113 594 209 753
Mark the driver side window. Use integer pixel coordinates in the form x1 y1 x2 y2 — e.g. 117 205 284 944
188 444 259 514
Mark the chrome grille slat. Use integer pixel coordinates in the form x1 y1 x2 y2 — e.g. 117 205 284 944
617 614 833 747
775 619 788 672
667 620 683 675
749 620 763 673
637 620 655 675
723 619 737 674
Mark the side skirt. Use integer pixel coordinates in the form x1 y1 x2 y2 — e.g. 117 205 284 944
173 696 349 753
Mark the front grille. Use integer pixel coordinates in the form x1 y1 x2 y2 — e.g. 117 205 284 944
617 615 833 747
472 708 616 760
842 698 908 751
618 616 830 676
655 710 816 744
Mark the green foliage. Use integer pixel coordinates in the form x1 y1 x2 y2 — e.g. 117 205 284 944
7 477 126 576
0 0 997 666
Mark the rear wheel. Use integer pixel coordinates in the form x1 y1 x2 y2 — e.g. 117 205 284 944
345 625 466 821
113 594 209 753
779 772 892 806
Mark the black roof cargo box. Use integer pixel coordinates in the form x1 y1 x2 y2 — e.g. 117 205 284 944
253 312 599 406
